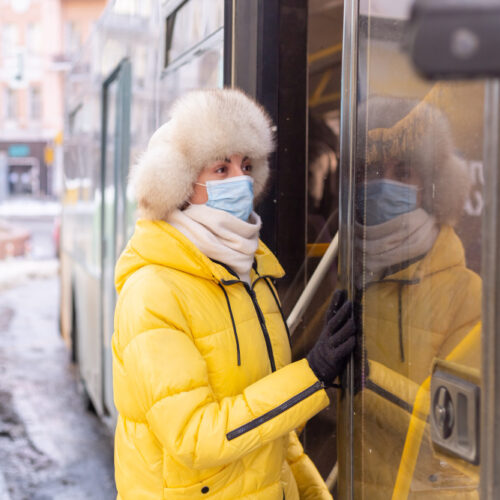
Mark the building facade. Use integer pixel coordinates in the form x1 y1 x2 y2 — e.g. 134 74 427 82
0 0 105 200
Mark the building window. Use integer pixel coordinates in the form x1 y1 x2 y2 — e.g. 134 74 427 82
2 24 18 57
9 0 31 14
26 23 40 53
29 86 42 120
5 87 17 120
64 21 81 55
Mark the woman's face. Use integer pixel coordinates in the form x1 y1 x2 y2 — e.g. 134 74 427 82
190 154 253 204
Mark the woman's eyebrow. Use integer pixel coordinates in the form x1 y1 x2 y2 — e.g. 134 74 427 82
222 156 248 163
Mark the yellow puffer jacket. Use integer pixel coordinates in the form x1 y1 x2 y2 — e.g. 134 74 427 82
353 226 482 499
112 219 332 500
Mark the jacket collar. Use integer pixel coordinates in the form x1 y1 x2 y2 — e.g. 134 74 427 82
115 219 284 293
382 225 465 283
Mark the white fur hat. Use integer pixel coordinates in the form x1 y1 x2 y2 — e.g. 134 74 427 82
131 88 275 220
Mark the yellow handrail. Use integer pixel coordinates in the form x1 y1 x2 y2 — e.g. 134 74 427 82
306 242 330 258
308 43 343 64
391 321 482 499
309 69 334 108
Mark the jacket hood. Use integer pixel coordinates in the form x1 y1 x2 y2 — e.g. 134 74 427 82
115 219 285 293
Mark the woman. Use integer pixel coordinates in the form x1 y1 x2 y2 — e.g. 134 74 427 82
112 88 355 499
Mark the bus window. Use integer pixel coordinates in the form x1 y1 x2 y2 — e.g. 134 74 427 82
159 0 224 121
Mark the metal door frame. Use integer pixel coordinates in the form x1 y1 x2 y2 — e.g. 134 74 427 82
337 0 359 497
480 79 500 500
224 0 308 310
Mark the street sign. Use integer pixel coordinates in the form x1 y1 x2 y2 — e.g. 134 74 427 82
8 144 30 157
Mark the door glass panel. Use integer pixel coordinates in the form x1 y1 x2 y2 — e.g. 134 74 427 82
352 1 484 498
102 76 119 415
285 0 344 491
114 62 131 263
102 62 132 418
103 77 118 316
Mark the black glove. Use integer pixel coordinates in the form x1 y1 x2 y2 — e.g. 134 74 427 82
306 290 356 386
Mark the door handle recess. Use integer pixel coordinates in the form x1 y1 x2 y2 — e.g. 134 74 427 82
430 370 480 465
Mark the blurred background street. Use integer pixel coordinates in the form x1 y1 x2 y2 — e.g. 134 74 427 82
0 199 115 500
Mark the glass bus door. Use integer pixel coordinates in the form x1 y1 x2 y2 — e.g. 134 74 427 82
101 59 131 419
337 0 497 498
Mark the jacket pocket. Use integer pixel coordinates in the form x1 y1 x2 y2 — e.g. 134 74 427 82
163 461 244 499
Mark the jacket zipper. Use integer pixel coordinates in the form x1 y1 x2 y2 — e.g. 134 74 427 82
261 277 292 349
243 282 277 372
218 283 241 366
226 381 324 440
214 259 278 373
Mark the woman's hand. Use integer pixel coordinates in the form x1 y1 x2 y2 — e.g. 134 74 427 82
306 290 356 386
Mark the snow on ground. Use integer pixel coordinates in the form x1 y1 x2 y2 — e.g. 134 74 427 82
0 199 61 218
0 204 115 498
0 275 115 499
0 471 8 500
0 258 59 292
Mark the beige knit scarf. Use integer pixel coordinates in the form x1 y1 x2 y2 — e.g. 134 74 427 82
355 208 439 285
168 205 261 284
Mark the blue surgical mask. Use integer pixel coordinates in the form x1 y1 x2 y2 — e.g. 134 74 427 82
197 175 254 221
356 179 418 226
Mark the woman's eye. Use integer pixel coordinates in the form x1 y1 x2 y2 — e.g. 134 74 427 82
396 163 411 179
215 165 227 174
243 164 252 172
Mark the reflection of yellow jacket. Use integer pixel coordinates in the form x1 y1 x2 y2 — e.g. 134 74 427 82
112 220 332 500
356 226 481 499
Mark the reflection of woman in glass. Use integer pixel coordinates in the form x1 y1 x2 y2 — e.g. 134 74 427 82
112 89 355 500
355 98 481 499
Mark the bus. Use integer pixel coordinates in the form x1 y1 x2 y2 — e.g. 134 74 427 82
60 0 499 497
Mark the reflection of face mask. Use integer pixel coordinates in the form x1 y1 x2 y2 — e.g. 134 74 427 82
356 179 418 226
197 175 254 221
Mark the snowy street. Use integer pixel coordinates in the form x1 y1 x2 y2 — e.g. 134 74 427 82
0 202 115 500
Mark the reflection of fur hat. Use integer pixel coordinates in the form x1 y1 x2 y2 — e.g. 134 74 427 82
365 98 470 226
131 88 274 220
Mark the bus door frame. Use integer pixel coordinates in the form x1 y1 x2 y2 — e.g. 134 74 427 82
337 0 359 496
224 0 309 310
481 79 500 500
